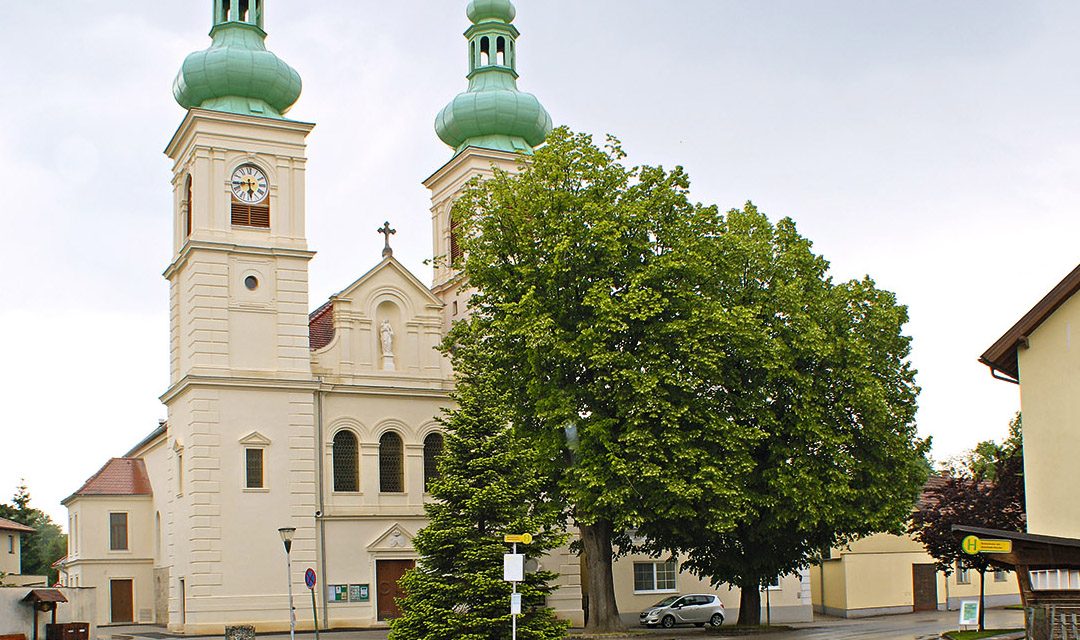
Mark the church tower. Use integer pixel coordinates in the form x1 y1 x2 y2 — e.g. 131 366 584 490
161 1 318 632
425 0 552 327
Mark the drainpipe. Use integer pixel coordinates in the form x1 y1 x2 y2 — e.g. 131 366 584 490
315 381 330 627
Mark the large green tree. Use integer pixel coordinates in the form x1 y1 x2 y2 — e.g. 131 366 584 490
388 338 567 640
452 128 766 630
0 482 68 584
450 127 928 630
637 206 929 624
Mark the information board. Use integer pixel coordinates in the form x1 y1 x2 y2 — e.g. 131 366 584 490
349 584 370 602
958 600 980 627
328 585 348 603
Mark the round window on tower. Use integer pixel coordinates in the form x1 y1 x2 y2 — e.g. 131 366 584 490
244 276 259 291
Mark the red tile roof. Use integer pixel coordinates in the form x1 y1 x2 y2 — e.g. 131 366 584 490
64 458 152 504
309 300 335 350
0 517 34 533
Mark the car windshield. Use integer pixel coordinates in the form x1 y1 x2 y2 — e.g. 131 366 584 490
652 596 680 607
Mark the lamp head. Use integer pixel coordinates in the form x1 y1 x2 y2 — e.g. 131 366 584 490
278 527 296 553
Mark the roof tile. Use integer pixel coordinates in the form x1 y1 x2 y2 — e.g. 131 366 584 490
66 458 152 502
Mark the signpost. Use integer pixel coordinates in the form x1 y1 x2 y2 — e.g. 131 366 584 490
961 535 1013 555
305 569 320 640
503 534 533 640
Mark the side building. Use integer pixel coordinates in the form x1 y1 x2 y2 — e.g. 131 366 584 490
0 516 44 588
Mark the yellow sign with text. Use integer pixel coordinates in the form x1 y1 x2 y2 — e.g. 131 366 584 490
961 535 1012 555
504 534 534 544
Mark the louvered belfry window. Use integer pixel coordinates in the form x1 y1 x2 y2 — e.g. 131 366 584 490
333 431 359 492
449 211 463 264
232 202 271 228
423 433 444 492
380 432 404 493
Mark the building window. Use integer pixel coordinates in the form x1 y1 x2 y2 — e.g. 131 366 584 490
994 569 1008 583
449 211 463 264
333 431 359 492
7 535 13 554
1030 569 1080 591
379 432 404 493
423 433 445 492
176 451 184 496
73 515 78 553
184 174 193 238
245 448 265 489
766 576 782 590
956 565 970 585
633 561 677 593
109 513 129 551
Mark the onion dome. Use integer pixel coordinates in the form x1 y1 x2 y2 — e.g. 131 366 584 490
173 0 301 119
467 0 516 25
436 0 552 155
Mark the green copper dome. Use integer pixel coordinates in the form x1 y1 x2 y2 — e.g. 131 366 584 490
436 0 552 155
173 0 301 119
467 0 516 24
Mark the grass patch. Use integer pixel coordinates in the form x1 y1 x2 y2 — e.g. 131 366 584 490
942 630 1023 639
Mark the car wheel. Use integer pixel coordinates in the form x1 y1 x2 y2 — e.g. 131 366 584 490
709 613 724 628
661 615 676 629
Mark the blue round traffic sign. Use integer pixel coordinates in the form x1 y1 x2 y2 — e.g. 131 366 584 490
305 568 317 589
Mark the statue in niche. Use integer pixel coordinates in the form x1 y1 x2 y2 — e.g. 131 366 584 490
380 320 394 355
380 319 396 371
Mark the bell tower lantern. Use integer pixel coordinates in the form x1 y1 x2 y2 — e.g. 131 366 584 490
426 0 552 327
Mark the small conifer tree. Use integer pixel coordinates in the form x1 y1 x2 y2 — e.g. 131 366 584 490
389 341 568 640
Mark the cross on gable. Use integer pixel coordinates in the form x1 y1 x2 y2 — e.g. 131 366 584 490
378 221 397 257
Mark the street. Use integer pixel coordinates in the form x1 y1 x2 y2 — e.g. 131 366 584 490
101 607 1025 640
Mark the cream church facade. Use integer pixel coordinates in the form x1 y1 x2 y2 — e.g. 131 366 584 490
59 0 811 631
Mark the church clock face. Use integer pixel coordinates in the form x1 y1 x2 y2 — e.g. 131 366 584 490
231 165 269 204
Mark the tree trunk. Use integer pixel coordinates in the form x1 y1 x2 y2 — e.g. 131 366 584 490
738 584 762 626
978 568 986 632
580 521 623 632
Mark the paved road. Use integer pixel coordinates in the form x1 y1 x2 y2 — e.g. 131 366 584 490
101 608 1026 640
628 608 1024 640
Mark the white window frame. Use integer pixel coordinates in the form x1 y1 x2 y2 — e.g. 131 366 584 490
239 432 272 493
956 564 971 585
633 560 678 594
994 569 1009 583
766 576 782 590
7 534 13 554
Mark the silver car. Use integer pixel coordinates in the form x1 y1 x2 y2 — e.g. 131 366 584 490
639 593 726 628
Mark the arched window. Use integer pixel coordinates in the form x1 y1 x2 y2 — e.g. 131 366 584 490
480 37 491 66
423 433 444 492
379 432 404 493
470 41 477 72
496 37 507 66
184 175 193 238
333 431 359 492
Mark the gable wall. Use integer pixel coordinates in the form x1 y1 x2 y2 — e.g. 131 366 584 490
1019 292 1080 538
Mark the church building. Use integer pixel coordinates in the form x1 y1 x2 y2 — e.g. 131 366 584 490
59 0 812 631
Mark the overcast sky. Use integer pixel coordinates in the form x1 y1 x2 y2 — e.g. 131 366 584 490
3 1 1076 525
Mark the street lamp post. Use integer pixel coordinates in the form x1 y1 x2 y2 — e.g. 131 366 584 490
278 527 297 640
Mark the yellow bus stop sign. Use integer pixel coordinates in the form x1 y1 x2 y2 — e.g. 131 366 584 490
504 533 533 544
961 535 1012 555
